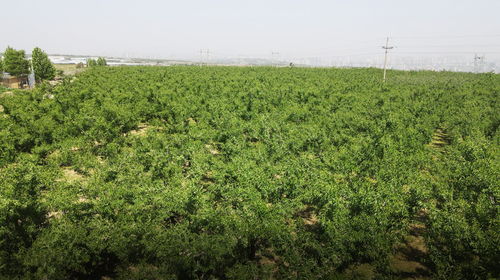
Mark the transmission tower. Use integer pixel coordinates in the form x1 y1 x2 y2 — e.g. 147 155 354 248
199 49 211 66
382 37 394 82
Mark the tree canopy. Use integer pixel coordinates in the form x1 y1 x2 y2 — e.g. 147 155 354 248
32 47 56 82
3 47 30 76
86 58 97 67
0 66 498 279
96 57 107 66
87 57 107 67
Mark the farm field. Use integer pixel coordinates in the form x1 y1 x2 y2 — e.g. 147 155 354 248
54 63 87 76
0 66 498 279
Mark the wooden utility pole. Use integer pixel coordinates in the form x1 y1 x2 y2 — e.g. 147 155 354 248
382 37 394 82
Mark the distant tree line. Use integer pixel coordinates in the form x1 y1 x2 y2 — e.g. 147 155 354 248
86 57 108 67
0 47 110 86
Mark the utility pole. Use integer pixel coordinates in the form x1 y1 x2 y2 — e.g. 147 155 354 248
474 54 485 73
382 37 394 82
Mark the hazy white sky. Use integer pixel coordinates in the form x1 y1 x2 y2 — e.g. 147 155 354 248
2 0 500 60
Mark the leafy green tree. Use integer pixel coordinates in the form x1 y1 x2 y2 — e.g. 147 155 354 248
31 47 56 82
86 58 97 67
3 47 30 76
0 56 4 73
0 66 498 279
96 57 107 66
0 154 50 278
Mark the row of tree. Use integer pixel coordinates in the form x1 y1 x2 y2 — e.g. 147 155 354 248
86 57 108 67
1 47 109 85
1 66 497 279
0 47 55 82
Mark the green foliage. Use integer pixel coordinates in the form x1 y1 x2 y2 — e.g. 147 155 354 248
0 66 498 279
2 47 30 76
87 57 107 68
86 58 97 67
0 154 55 277
0 56 4 73
97 57 107 66
31 47 56 82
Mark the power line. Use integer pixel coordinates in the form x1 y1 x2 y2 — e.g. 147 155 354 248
391 34 500 39
393 51 500 54
188 33 499 72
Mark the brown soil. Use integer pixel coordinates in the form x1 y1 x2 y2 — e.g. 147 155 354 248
205 144 220 155
56 168 85 183
129 123 150 136
296 205 319 227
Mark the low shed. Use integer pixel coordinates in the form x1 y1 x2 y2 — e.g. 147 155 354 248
1 73 29 89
